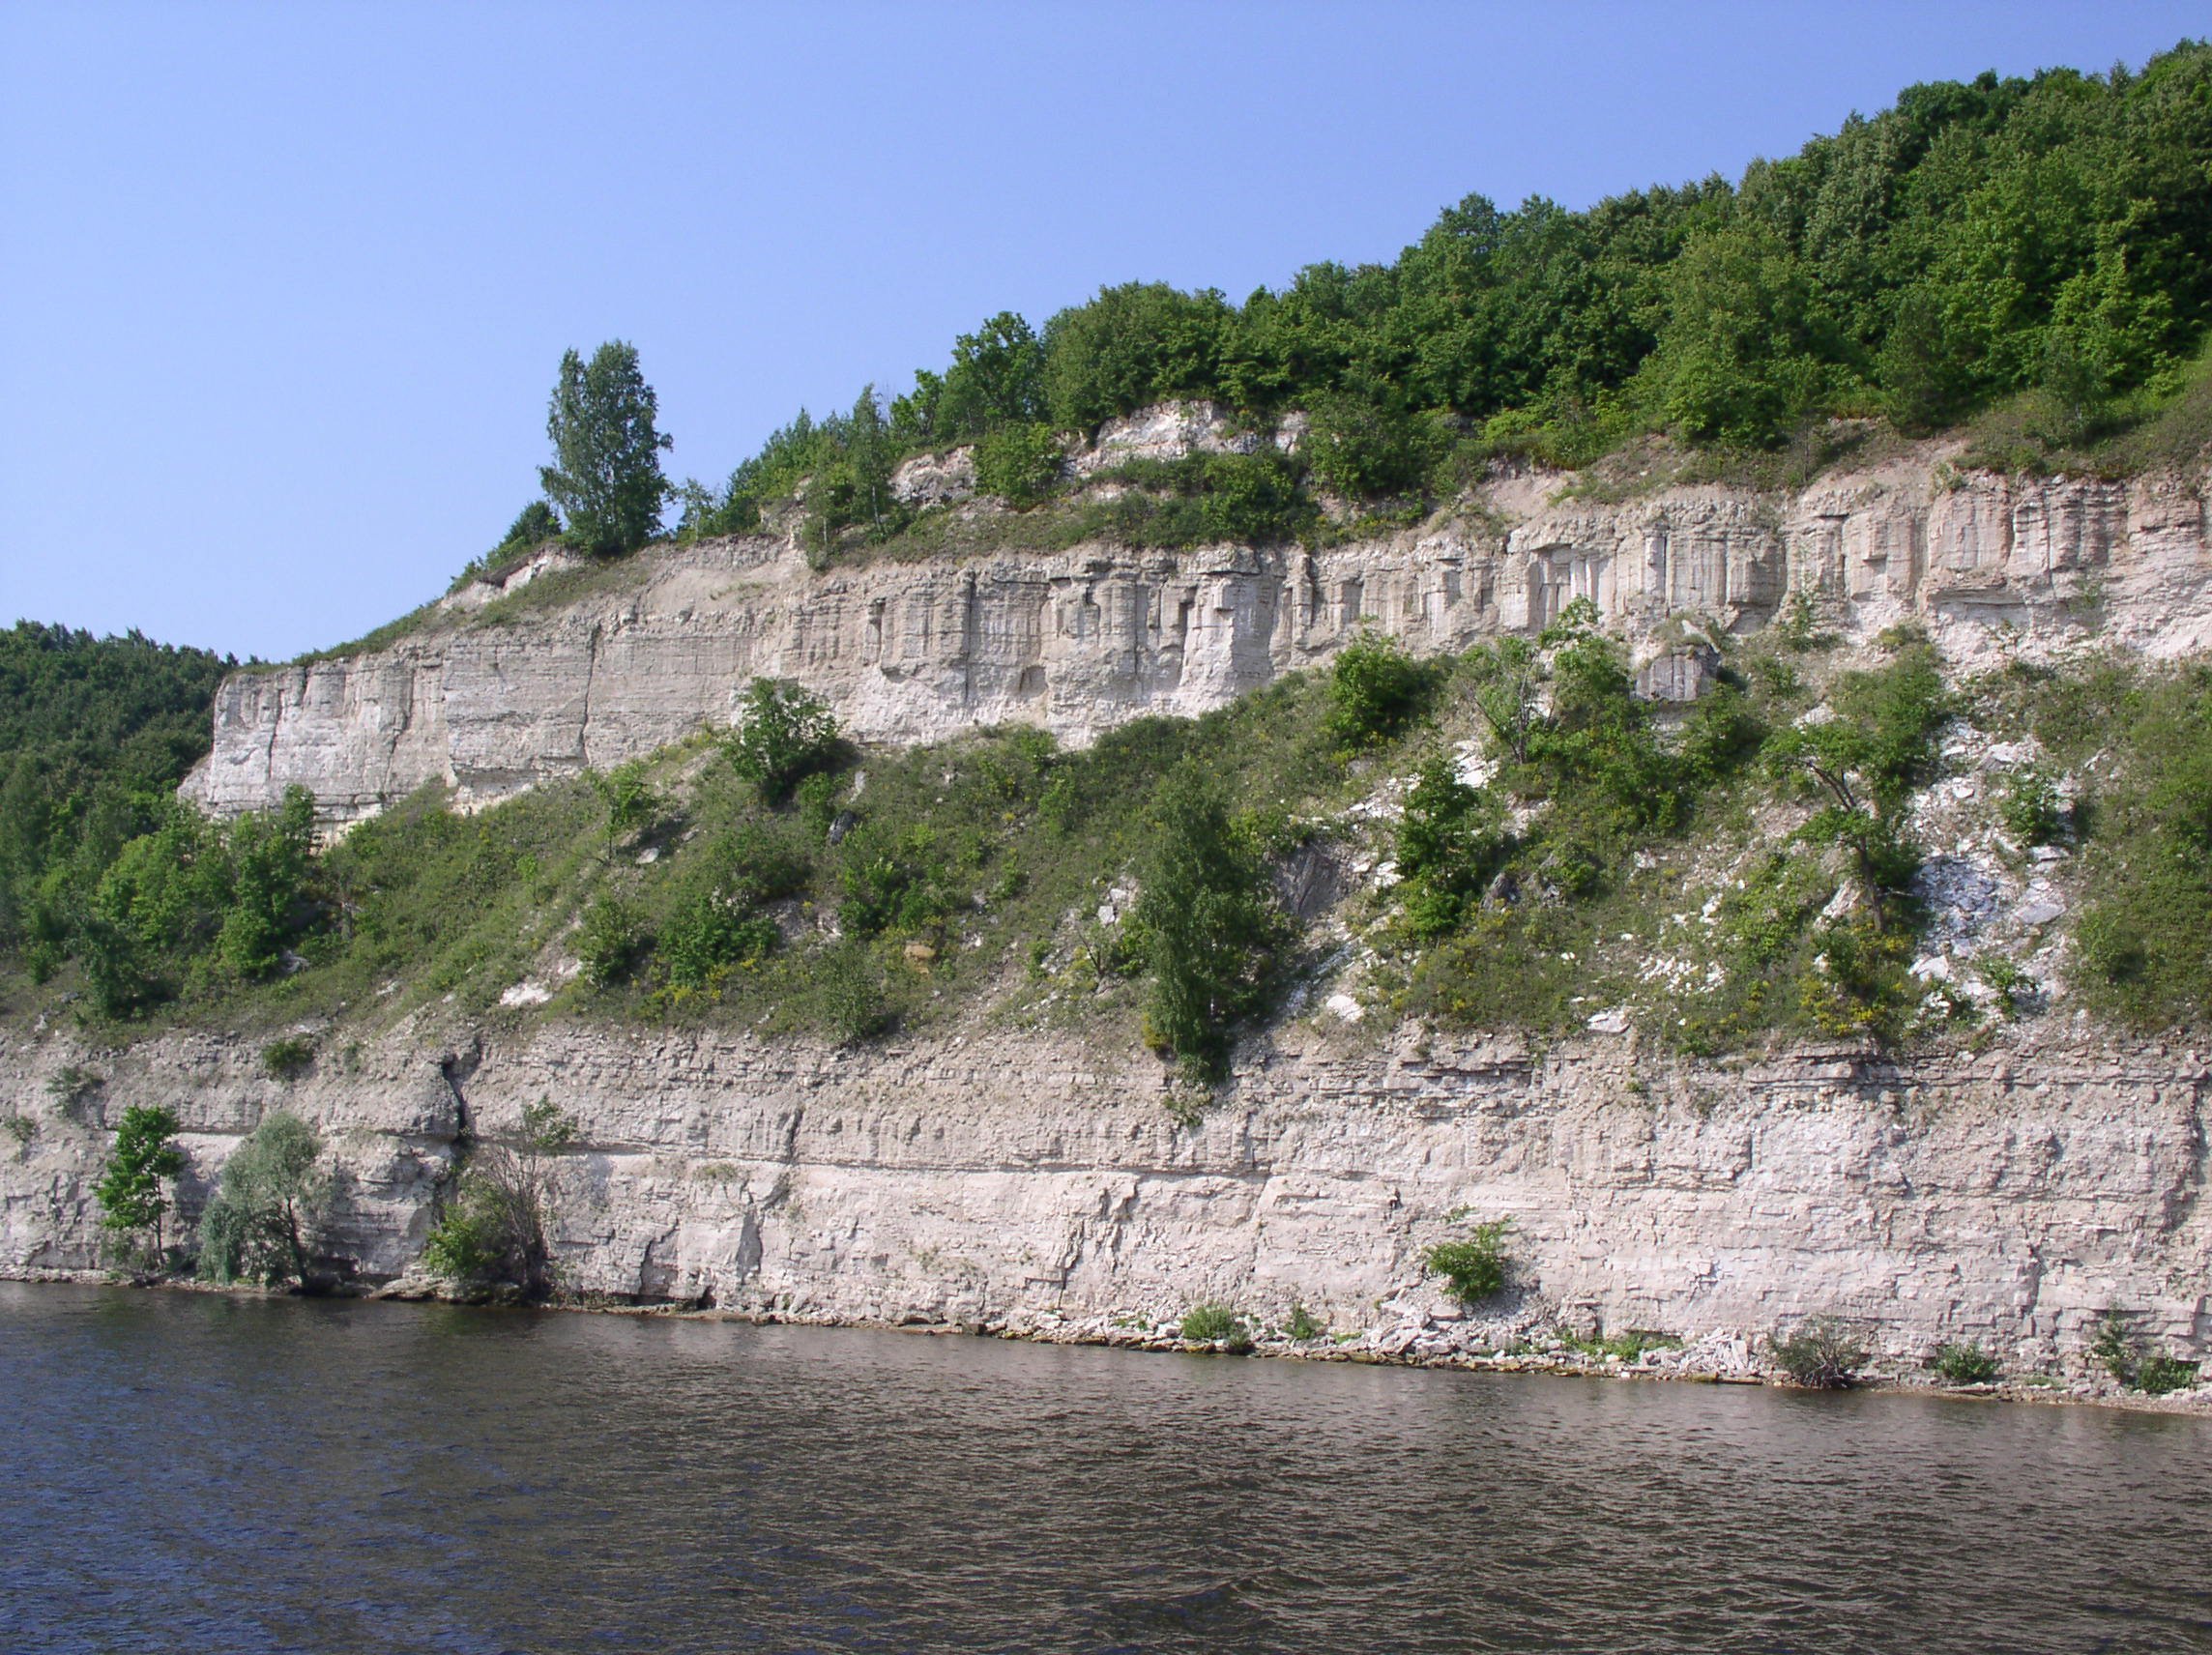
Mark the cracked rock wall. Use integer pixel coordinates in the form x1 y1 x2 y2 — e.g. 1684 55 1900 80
4 1021 2204 1368
184 442 2212 823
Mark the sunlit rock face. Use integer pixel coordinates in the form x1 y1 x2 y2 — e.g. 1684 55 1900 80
182 420 2211 824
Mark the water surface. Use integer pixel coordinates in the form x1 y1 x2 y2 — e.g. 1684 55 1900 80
3 1283 2207 1653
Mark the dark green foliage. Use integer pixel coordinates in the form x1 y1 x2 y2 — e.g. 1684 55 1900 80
1179 1302 1249 1349
422 1096 576 1297
0 623 233 967
974 421 1062 504
1530 606 1683 835
936 312 1047 439
726 679 841 805
1042 282 1236 432
1301 392 1447 499
1133 768 1290 1081
1423 1219 1513 1304
688 44 2212 557
462 501 564 581
197 1112 325 1287
590 760 663 845
1324 631 1439 752
1763 644 1950 926
1393 756 1508 939
502 500 561 548
1933 1340 2002 1383
540 340 672 556
577 892 647 989
1770 1318 1869 1387
1998 765 2066 846
801 386 909 561
2135 1353 2201 1395
260 1035 314 1081
94 1104 185 1252
2072 667 2212 1028
50 786 320 1017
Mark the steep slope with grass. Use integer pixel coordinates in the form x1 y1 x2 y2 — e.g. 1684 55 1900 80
8 48 2212 1399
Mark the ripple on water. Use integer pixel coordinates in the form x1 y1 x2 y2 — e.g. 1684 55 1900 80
2 1284 2209 1654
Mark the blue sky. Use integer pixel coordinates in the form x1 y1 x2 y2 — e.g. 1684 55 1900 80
3 1 2205 661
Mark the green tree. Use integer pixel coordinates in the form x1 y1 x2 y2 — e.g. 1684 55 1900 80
726 679 839 805
539 340 673 556
974 421 1063 505
938 311 1046 437
1133 768 1288 1082
422 1096 577 1297
94 1103 185 1259
216 786 316 980
197 1112 327 1287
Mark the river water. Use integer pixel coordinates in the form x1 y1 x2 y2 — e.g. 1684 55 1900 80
3 1284 2208 1654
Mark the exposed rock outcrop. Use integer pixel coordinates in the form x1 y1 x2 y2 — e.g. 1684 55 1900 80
5 1019 2204 1379
182 437 2212 824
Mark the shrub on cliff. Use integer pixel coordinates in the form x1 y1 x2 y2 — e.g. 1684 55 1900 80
727 679 841 806
197 1112 328 1288
1769 1318 1869 1388
974 421 1062 505
2072 667 2212 1030
1324 631 1440 753
1422 1219 1513 1305
423 1097 576 1298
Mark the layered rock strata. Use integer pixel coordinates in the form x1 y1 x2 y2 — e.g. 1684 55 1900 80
5 1020 2204 1376
184 437 2212 823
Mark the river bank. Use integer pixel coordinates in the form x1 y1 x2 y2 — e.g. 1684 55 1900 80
9 1264 2206 1418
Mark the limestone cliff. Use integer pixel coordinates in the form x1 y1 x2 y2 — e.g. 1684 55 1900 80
183 420 2212 823
3 1016 2204 1383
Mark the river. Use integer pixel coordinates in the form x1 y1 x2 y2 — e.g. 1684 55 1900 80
3 1283 2207 1653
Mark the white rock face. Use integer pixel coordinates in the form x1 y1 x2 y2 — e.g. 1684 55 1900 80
4 1022 2203 1371
181 437 2212 825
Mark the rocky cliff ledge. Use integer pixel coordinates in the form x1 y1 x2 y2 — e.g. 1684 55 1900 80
183 424 2212 823
5 1016 2205 1381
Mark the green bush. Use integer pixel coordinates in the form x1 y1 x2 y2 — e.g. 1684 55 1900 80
1133 768 1289 1081
577 892 647 989
1933 1341 2001 1384
197 1112 326 1287
539 340 671 557
1301 391 1445 499
2073 668 2212 1029
1323 631 1437 752
93 1103 185 1258
658 891 778 990
1997 765 2066 847
726 679 841 806
2135 1354 2201 1396
1392 756 1507 939
590 760 663 845
260 1035 315 1081
422 1097 575 1297
1179 1302 1250 1349
1770 1318 1869 1388
1422 1219 1513 1305
974 422 1062 505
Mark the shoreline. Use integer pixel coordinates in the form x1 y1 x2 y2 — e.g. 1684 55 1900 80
11 1265 2207 1420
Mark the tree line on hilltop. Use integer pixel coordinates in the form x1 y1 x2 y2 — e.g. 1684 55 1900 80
502 45 2212 567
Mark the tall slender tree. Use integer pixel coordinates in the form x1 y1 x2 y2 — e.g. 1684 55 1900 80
539 340 673 555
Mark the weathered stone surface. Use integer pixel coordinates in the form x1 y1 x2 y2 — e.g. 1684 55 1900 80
6 1020 2203 1374
181 432 2212 826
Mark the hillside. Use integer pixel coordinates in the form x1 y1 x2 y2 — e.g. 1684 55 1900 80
4 48 2211 1397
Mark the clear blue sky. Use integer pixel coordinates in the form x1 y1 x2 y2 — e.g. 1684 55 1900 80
3 2 2204 662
